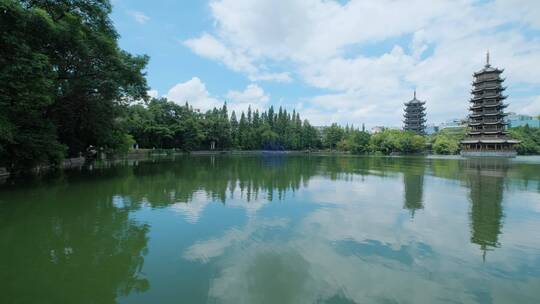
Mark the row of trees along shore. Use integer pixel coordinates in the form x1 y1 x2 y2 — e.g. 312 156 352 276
124 97 428 155
130 99 540 156
1 1 540 173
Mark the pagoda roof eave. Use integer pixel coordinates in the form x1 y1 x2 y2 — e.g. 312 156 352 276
469 121 508 126
473 68 504 76
470 95 507 102
471 86 506 93
469 112 508 118
469 103 508 110
461 139 518 144
404 114 426 117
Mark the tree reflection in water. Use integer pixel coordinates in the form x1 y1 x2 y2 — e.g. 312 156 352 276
1 154 539 303
0 177 150 304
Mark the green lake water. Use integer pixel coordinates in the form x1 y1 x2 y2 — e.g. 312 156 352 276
1 155 540 304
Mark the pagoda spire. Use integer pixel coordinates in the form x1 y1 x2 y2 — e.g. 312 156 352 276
414 89 416 99
486 50 490 67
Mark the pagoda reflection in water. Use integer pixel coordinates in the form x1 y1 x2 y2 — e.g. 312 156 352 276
463 158 508 260
402 161 425 218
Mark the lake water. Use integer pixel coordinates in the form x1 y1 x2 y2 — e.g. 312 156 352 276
1 155 539 304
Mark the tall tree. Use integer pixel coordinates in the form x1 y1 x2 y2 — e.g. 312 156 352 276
324 123 345 149
238 112 248 149
230 111 239 148
0 0 65 171
1 0 148 171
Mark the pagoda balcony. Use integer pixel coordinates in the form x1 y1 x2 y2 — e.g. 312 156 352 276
484 111 506 116
469 125 506 131
471 85 506 94
470 94 507 102
469 102 508 110
465 132 509 138
471 125 505 131
467 131 508 137
404 108 426 112
404 122 427 126
470 119 507 125
469 120 506 126
484 120 507 125
483 130 507 135
404 120 427 124
404 114 426 118
403 123 427 127
472 77 504 85
468 97 507 103
469 111 506 118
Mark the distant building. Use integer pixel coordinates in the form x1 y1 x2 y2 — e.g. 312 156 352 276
506 112 540 128
460 52 519 157
439 118 467 130
425 124 439 135
403 91 427 134
370 126 385 134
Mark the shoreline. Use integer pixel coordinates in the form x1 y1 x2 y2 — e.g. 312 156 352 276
2 150 539 179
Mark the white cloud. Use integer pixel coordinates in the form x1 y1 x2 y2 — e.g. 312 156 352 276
127 10 150 24
184 33 291 82
167 77 222 111
226 84 270 114
184 0 540 126
170 191 211 224
184 218 288 262
208 0 452 62
184 33 256 75
147 89 159 99
166 78 271 114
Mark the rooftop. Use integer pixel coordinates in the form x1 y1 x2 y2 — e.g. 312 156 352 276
474 51 504 76
405 90 426 105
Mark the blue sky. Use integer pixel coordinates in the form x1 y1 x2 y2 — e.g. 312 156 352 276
110 0 540 128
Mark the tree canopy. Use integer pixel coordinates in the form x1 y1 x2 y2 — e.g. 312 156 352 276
125 100 322 152
431 128 466 155
508 126 540 155
0 0 148 171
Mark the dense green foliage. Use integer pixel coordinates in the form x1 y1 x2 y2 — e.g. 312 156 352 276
431 128 466 155
322 124 371 154
0 0 148 171
125 98 322 151
319 125 425 155
508 126 540 155
369 129 426 154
